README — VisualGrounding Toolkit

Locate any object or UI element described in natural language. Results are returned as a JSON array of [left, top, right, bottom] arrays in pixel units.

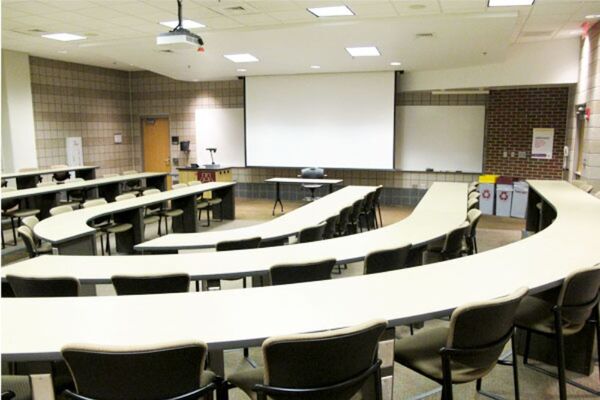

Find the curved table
[[3, 182, 466, 284], [1, 172, 167, 219], [32, 182, 236, 255], [135, 185, 375, 252], [1, 166, 97, 189], [3, 181, 599, 399]]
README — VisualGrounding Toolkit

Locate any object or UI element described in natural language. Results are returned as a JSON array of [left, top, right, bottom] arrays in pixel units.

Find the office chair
[[299, 167, 325, 201]]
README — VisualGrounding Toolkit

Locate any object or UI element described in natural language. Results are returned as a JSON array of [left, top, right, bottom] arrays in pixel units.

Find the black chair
[[1, 376, 29, 400], [347, 199, 364, 234], [515, 266, 600, 400], [425, 222, 470, 263], [359, 191, 376, 231], [299, 167, 325, 201], [228, 319, 387, 400], [395, 287, 528, 400], [6, 275, 79, 297], [210, 237, 262, 291], [463, 209, 482, 255], [112, 273, 190, 295], [372, 186, 384, 228], [364, 243, 411, 275], [336, 205, 353, 237], [297, 221, 327, 244], [322, 214, 339, 240], [62, 342, 225, 400], [270, 259, 336, 286], [1, 188, 40, 247], [51, 165, 71, 183]]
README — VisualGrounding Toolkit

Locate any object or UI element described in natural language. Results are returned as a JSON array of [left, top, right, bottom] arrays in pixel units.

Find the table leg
[[379, 327, 395, 400], [272, 182, 284, 215], [329, 183, 334, 194], [208, 349, 225, 377], [214, 185, 235, 220], [171, 194, 197, 232]]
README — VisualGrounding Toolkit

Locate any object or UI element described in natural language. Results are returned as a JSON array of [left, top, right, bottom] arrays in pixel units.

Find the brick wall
[[484, 87, 569, 179]]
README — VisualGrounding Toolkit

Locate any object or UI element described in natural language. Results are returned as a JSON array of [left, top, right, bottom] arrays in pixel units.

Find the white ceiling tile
[[74, 6, 124, 19], [269, 10, 317, 22], [531, 2, 581, 16], [346, 2, 398, 17], [440, 0, 487, 14], [3, 1, 61, 15], [391, 0, 442, 16], [201, 16, 244, 29], [230, 13, 281, 26], [244, 1, 300, 12]]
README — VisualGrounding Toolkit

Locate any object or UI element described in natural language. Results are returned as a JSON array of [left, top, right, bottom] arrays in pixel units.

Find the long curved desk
[[1, 172, 168, 219], [1, 166, 97, 189], [32, 182, 236, 255], [3, 181, 600, 399], [135, 185, 376, 252], [2, 182, 466, 284]]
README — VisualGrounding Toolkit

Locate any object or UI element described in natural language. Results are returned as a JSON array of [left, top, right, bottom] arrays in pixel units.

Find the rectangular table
[[2, 166, 97, 189], [265, 177, 343, 215]]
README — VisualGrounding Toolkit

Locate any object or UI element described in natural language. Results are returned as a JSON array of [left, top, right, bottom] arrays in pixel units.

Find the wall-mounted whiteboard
[[195, 108, 245, 167], [245, 72, 395, 169], [395, 105, 485, 172]]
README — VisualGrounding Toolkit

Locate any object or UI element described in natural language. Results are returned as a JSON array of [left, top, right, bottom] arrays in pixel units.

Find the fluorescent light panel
[[160, 19, 205, 29], [488, 0, 534, 6], [346, 46, 380, 57], [586, 14, 600, 19], [42, 33, 86, 41], [308, 5, 354, 17], [224, 53, 259, 63]]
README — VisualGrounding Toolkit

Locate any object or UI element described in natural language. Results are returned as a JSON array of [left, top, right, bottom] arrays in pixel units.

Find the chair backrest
[[62, 342, 208, 400], [1, 375, 31, 400], [581, 184, 594, 194], [172, 183, 188, 189], [442, 221, 470, 258], [556, 266, 600, 328], [466, 209, 482, 239], [362, 191, 375, 212], [349, 199, 363, 221], [188, 180, 201, 186], [37, 181, 56, 187], [21, 216, 39, 232], [373, 186, 383, 204], [572, 180, 593, 193], [16, 226, 37, 258], [1, 187, 19, 211], [7, 275, 79, 297], [467, 197, 479, 211], [112, 274, 190, 296], [83, 199, 107, 208], [115, 193, 136, 202], [143, 189, 161, 196], [270, 259, 335, 285], [322, 214, 339, 240], [446, 287, 527, 371], [468, 191, 480, 200], [298, 221, 327, 244], [50, 205, 74, 216], [216, 237, 261, 251], [364, 244, 411, 275], [260, 319, 387, 399], [300, 167, 324, 179], [595, 190, 600, 199], [336, 205, 353, 233]]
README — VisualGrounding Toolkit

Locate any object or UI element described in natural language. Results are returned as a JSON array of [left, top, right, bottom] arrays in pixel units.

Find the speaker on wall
[[180, 141, 190, 151]]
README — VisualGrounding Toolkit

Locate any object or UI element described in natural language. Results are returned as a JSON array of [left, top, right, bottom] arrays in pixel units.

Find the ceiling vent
[[210, 3, 258, 16], [416, 33, 434, 38], [10, 28, 48, 36]]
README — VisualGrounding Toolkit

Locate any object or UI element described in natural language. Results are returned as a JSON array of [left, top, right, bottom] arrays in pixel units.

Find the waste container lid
[[497, 176, 514, 184]]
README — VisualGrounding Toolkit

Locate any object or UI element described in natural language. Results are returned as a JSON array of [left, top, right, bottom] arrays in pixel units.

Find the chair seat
[[515, 295, 584, 336], [197, 201, 209, 209], [8, 209, 40, 218], [302, 184, 322, 189], [162, 209, 184, 218], [37, 242, 53, 254], [394, 326, 493, 383], [143, 215, 161, 225], [228, 366, 264, 400], [105, 223, 133, 234], [208, 198, 222, 206]]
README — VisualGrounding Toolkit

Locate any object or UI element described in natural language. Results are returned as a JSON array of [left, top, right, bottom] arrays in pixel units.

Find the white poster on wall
[[66, 137, 83, 166], [531, 128, 554, 160]]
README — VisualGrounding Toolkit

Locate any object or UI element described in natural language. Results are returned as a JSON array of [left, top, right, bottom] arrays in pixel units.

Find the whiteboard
[[245, 72, 395, 169], [195, 108, 245, 167], [395, 105, 485, 172]]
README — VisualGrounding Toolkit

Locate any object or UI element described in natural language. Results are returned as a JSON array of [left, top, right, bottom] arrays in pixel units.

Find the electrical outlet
[[503, 151, 508, 158], [511, 151, 516, 158], [518, 151, 526, 159]]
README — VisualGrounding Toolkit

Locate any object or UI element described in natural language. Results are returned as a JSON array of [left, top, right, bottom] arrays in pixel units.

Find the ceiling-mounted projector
[[157, 0, 204, 50]]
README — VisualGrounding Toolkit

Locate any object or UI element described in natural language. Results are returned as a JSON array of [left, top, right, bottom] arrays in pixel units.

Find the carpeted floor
[[2, 198, 598, 399]]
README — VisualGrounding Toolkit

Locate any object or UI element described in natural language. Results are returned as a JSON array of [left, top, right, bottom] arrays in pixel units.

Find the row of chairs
[[4, 266, 598, 400]]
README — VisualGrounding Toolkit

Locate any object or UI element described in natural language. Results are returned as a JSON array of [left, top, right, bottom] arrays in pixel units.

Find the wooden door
[[142, 118, 171, 188]]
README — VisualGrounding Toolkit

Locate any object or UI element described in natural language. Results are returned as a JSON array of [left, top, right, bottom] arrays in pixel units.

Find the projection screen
[[245, 72, 395, 169]]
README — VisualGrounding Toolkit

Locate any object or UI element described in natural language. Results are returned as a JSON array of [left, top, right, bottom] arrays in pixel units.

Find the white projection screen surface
[[245, 72, 395, 169]]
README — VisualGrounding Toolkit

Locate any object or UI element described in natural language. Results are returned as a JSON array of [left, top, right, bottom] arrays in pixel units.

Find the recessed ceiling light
[[42, 33, 86, 41], [159, 19, 205, 29], [346, 46, 380, 57], [585, 14, 600, 19], [237, 68, 247, 72], [224, 53, 259, 63], [488, 0, 534, 7], [307, 5, 354, 17], [310, 65, 321, 69], [390, 61, 402, 66]]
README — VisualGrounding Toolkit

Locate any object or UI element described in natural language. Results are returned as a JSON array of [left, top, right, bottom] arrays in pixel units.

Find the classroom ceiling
[[2, 0, 599, 81]]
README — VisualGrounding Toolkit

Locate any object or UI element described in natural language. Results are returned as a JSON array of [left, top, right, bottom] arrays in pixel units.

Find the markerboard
[[195, 108, 245, 167], [395, 105, 485, 172]]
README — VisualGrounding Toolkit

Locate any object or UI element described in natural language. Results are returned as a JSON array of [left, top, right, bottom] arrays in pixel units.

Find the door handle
[[164, 158, 171, 166]]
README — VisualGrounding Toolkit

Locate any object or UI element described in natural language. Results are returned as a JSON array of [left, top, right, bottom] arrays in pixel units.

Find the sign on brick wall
[[531, 128, 554, 160]]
